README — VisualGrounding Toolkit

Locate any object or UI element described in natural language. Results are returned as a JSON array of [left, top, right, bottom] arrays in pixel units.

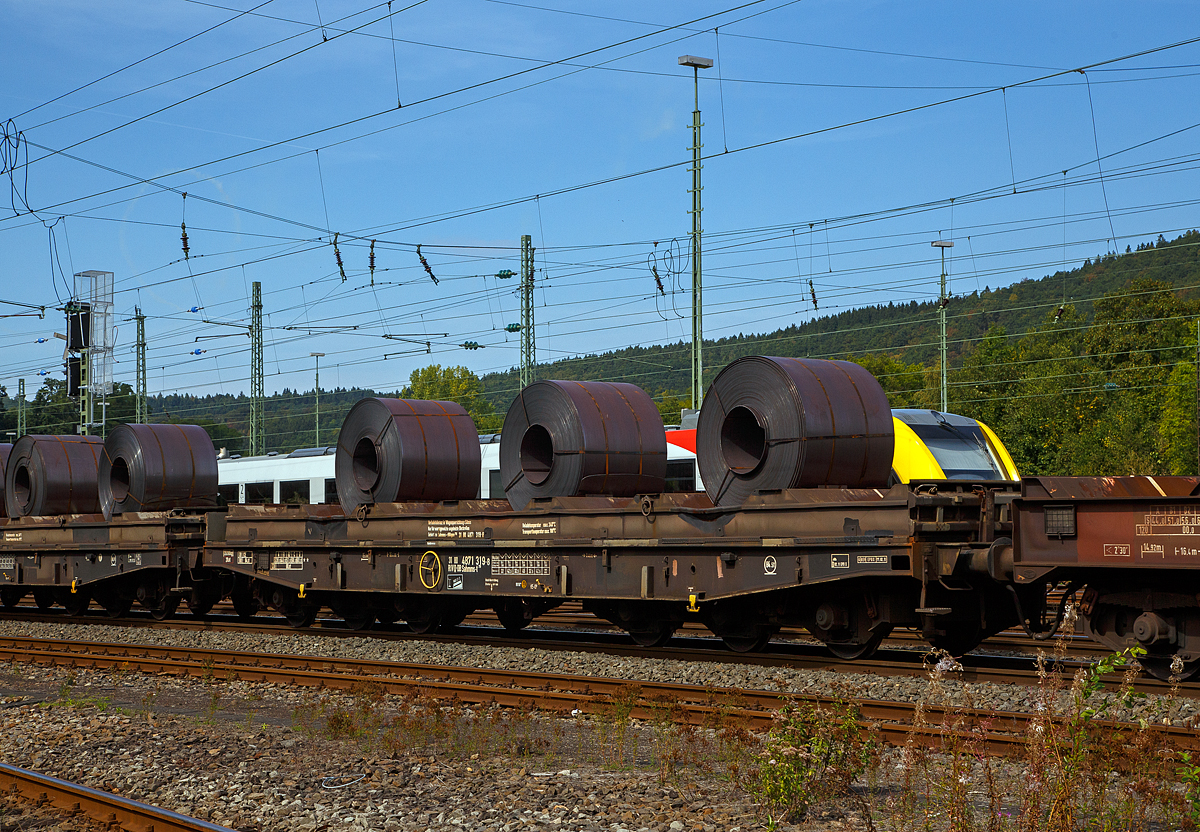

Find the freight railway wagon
[[0, 356, 1197, 681]]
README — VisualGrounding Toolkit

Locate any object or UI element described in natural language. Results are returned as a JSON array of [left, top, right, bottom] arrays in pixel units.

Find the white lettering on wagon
[[492, 554, 550, 576], [271, 551, 305, 571], [521, 520, 558, 536], [446, 554, 489, 574], [427, 519, 485, 539]]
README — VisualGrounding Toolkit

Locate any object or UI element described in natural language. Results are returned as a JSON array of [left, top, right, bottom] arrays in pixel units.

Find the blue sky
[[1, 0, 1198, 407]]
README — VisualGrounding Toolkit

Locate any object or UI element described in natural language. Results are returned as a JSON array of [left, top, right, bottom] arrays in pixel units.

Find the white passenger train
[[216, 432, 704, 505], [215, 410, 1017, 507]]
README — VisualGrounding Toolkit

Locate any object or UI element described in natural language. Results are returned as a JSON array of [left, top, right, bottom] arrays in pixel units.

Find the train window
[[908, 423, 1003, 480], [217, 484, 239, 506], [281, 480, 309, 505], [664, 460, 696, 493], [489, 469, 502, 500], [244, 481, 273, 504], [325, 478, 338, 505]]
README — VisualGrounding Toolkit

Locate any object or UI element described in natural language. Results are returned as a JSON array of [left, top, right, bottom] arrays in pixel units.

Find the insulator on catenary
[[500, 380, 666, 511], [417, 244, 439, 285], [99, 424, 218, 519], [5, 434, 105, 517], [334, 232, 346, 282], [695, 356, 894, 507], [0, 444, 11, 517], [335, 398, 480, 513]]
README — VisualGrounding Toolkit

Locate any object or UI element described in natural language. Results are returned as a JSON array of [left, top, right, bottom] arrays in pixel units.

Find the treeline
[[2, 232, 1199, 475]]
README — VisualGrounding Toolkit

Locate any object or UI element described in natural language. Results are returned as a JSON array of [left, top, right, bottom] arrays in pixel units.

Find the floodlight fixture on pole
[[310, 352, 325, 447], [679, 54, 713, 410], [932, 240, 954, 412]]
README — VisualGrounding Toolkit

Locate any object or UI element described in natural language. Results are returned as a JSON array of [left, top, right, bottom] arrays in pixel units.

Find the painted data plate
[[1079, 504, 1200, 565]]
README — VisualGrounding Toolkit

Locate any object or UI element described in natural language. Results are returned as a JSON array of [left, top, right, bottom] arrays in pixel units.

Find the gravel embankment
[[1, 662, 793, 832]]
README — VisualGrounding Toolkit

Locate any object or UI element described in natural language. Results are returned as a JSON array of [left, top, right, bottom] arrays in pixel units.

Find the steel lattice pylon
[[250, 282, 264, 455], [135, 307, 146, 424], [520, 235, 535, 388]]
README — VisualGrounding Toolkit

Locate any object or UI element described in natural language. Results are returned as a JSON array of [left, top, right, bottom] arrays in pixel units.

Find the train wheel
[[375, 608, 401, 625], [34, 589, 55, 610], [927, 626, 983, 657], [0, 587, 24, 609], [824, 633, 884, 661], [721, 629, 774, 653], [404, 599, 442, 634], [439, 606, 472, 632], [627, 623, 676, 647], [186, 589, 217, 618], [283, 604, 319, 628], [495, 601, 533, 633], [1143, 656, 1200, 682], [61, 592, 91, 617], [149, 597, 179, 621]]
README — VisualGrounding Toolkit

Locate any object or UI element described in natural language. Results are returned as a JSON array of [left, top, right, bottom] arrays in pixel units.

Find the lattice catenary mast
[[135, 306, 147, 424], [250, 281, 265, 455], [520, 234, 535, 387]]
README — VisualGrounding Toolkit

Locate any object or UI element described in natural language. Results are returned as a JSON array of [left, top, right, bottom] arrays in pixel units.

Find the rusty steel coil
[[335, 398, 481, 512], [500, 380, 667, 510], [98, 424, 218, 518], [4, 434, 105, 517], [696, 356, 894, 506], [0, 444, 10, 516]]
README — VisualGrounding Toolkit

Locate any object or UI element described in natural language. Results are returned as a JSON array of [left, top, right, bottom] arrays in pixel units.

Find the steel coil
[[98, 424, 218, 518], [696, 356, 894, 506], [335, 398, 481, 512], [4, 434, 105, 517], [0, 444, 10, 515], [500, 380, 667, 510]]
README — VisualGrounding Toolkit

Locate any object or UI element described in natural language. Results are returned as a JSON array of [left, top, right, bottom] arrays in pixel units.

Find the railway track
[[0, 761, 233, 832], [1, 605, 1188, 696], [2, 636, 1197, 759]]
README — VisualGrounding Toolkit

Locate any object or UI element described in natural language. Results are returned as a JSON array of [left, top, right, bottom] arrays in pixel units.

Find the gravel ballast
[[0, 619, 1195, 725]]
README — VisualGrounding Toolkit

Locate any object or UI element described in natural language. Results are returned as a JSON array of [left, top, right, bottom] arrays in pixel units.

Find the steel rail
[[0, 761, 233, 832], [2, 637, 1197, 758], [0, 607, 1187, 696]]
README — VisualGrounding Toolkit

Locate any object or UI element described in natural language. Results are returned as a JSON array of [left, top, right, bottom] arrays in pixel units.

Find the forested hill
[[479, 231, 1200, 410]]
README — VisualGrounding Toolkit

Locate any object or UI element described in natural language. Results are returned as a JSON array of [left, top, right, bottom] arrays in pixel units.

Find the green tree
[[655, 392, 691, 426], [951, 324, 1016, 429], [848, 353, 931, 408], [405, 365, 501, 432], [1157, 361, 1196, 475]]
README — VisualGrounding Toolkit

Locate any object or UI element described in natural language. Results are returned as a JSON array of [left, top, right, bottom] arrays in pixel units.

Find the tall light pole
[[932, 240, 954, 412], [310, 352, 325, 447], [679, 54, 713, 410]]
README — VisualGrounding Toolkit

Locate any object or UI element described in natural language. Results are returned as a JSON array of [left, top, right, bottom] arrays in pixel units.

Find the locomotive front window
[[908, 424, 1004, 480]]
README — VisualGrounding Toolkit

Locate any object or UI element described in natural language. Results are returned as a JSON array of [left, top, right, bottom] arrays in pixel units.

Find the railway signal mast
[[932, 240, 954, 412], [680, 55, 713, 410]]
